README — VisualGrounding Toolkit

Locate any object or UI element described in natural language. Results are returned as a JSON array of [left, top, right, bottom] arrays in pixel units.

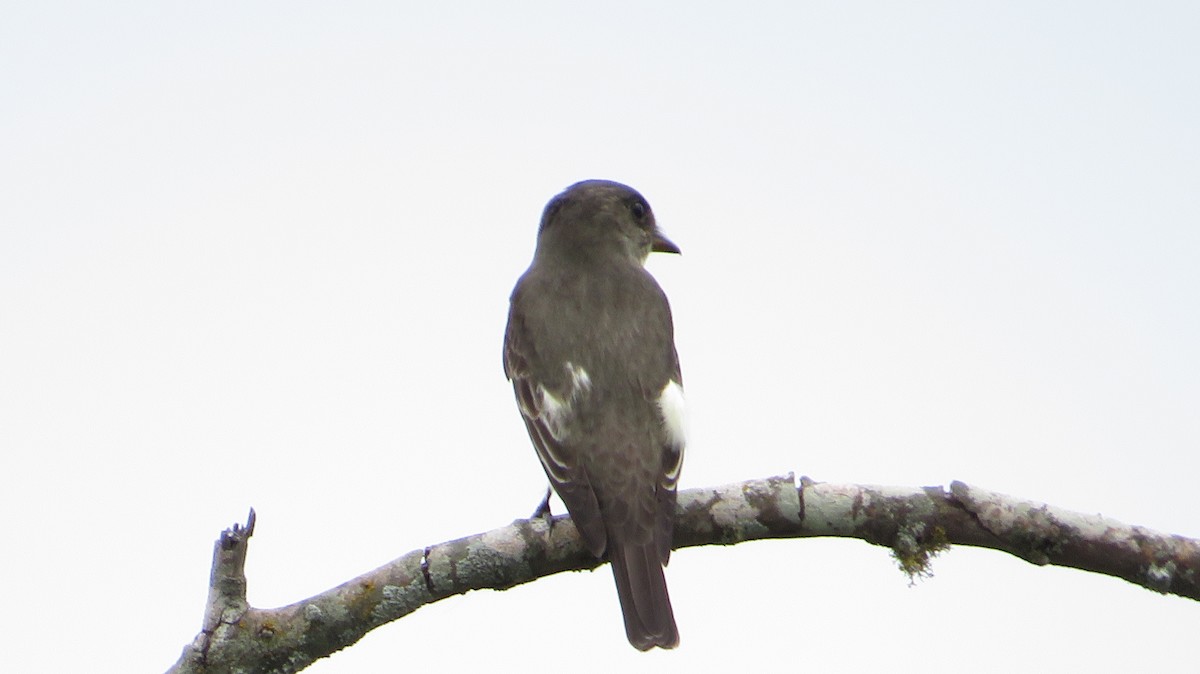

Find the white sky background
[[2, 2, 1198, 671]]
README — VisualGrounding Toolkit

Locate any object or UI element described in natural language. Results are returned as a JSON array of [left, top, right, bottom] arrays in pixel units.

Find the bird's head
[[536, 180, 680, 265]]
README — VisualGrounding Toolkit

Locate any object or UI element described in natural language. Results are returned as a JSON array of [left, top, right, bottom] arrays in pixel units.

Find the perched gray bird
[[504, 180, 685, 650]]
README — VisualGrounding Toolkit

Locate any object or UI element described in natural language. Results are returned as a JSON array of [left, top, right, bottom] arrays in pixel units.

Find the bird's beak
[[652, 229, 681, 255]]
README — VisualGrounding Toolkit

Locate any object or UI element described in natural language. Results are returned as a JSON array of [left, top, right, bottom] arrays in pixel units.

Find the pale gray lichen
[[373, 582, 424, 622], [892, 522, 950, 584], [461, 540, 531, 588], [1145, 560, 1177, 593]]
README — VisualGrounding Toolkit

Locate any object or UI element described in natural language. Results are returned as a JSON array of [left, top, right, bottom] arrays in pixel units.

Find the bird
[[503, 179, 685, 650]]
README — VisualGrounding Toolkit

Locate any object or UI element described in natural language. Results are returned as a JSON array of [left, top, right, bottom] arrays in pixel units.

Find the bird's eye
[[630, 201, 647, 219]]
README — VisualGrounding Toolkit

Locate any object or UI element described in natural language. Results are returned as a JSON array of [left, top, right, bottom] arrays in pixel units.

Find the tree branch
[[166, 474, 1199, 673]]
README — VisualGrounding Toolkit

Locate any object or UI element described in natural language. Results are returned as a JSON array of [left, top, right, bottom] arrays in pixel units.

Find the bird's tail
[[610, 538, 679, 650]]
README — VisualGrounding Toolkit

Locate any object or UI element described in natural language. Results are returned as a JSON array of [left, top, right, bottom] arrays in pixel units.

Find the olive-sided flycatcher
[[504, 180, 685, 650]]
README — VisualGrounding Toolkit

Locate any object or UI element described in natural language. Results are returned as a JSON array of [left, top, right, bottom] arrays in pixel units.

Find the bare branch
[[166, 474, 1199, 674]]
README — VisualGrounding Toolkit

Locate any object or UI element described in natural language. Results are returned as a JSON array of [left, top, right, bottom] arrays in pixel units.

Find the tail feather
[[610, 539, 679, 650]]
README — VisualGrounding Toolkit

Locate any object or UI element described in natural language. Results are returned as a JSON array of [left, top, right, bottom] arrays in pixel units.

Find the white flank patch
[[565, 361, 591, 394], [657, 380, 688, 449], [538, 364, 592, 443]]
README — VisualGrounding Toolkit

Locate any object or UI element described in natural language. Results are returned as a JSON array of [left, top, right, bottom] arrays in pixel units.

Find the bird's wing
[[504, 293, 607, 557]]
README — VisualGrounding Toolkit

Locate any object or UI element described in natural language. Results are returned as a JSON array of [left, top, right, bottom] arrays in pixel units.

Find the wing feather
[[504, 296, 607, 556]]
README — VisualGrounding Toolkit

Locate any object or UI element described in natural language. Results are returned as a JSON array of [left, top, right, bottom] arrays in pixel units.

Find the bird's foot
[[530, 486, 553, 520]]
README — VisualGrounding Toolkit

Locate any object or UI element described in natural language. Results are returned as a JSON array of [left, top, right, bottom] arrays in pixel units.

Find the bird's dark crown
[[539, 179, 651, 232], [535, 180, 678, 263]]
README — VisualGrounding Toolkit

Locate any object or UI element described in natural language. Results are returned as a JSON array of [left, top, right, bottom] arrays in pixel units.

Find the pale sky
[[2, 3, 1198, 672]]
